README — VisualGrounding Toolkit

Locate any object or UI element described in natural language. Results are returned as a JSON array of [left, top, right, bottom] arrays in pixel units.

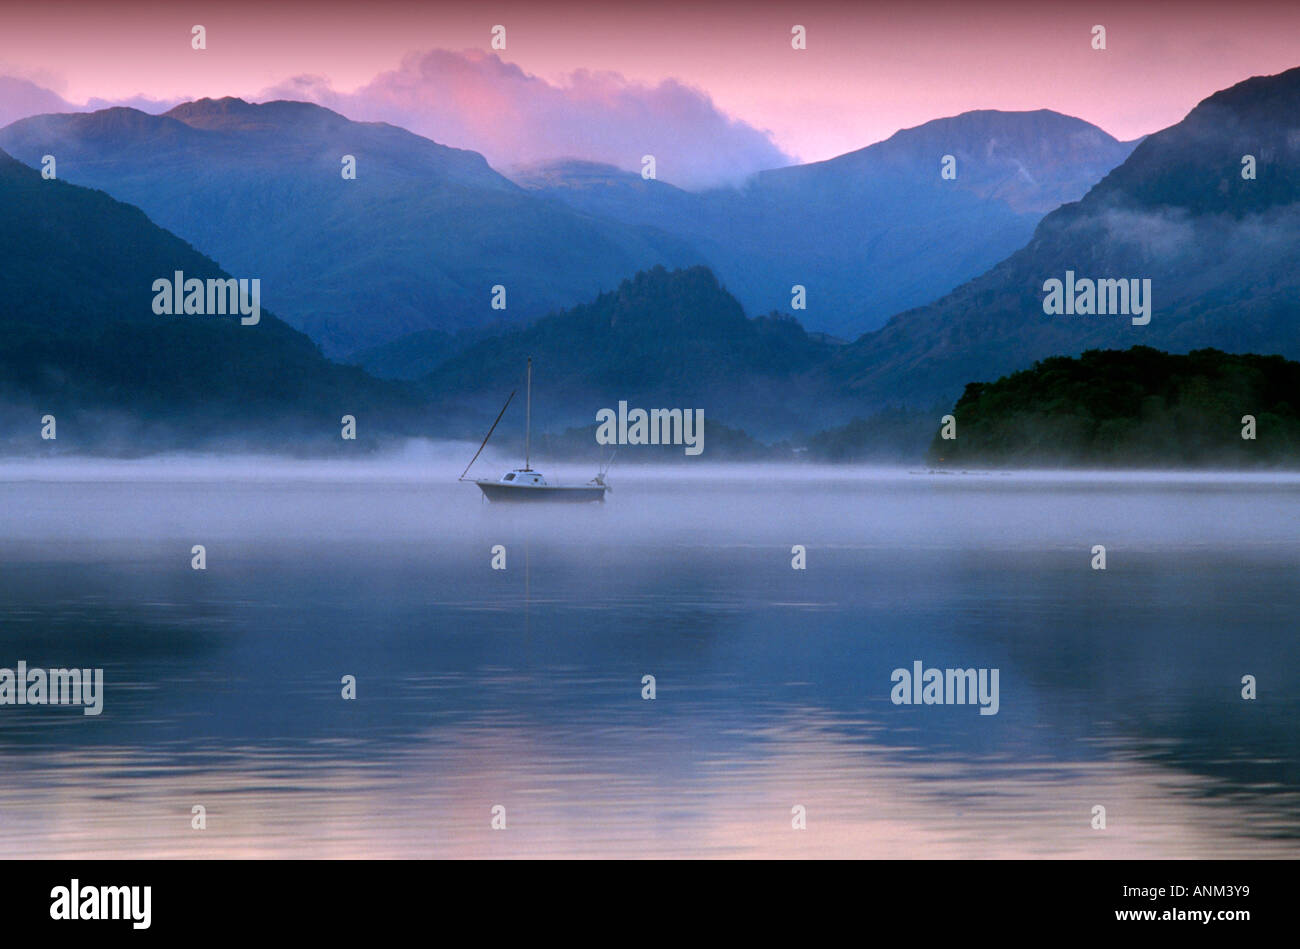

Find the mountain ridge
[[0, 145, 425, 449], [0, 99, 704, 356], [823, 65, 1300, 409], [514, 108, 1138, 336]]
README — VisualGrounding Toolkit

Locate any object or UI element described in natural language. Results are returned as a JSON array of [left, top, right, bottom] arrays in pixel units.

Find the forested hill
[[928, 347, 1300, 466]]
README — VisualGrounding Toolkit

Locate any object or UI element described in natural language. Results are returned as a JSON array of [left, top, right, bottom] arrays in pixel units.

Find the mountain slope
[[420, 265, 844, 439], [826, 66, 1300, 409], [512, 111, 1137, 337], [0, 147, 421, 448], [0, 98, 704, 356]]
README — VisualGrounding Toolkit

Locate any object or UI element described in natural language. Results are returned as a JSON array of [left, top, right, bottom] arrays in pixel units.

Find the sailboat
[[459, 357, 610, 503]]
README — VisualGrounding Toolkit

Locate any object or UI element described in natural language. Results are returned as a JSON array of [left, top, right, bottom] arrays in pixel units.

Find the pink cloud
[[0, 76, 77, 128], [257, 49, 792, 189], [0, 74, 187, 128]]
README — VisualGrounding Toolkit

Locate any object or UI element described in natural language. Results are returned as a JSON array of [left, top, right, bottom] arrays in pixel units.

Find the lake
[[1, 453, 1297, 857]]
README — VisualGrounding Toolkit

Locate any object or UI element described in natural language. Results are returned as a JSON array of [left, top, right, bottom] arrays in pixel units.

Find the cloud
[[85, 94, 186, 114], [1097, 207, 1198, 264], [0, 75, 184, 129], [1, 52, 791, 188], [0, 76, 77, 128], [257, 49, 791, 189]]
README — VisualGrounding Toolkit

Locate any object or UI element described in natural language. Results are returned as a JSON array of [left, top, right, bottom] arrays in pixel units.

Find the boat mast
[[524, 356, 532, 470], [458, 389, 516, 481]]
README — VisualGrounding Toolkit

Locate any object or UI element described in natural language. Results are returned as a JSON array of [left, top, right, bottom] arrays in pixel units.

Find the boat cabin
[[500, 469, 547, 486]]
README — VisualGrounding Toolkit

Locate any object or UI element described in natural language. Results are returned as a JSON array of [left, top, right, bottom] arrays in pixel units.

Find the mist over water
[[1, 449, 1297, 857]]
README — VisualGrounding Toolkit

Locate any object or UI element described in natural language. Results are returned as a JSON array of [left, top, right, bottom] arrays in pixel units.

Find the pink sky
[[1, 0, 1296, 166]]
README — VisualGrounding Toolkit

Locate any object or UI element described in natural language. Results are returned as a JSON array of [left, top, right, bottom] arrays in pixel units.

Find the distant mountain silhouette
[[8, 68, 1296, 454], [0, 97, 1135, 363], [347, 326, 502, 381], [825, 66, 1300, 409], [512, 110, 1137, 337], [420, 265, 845, 439], [0, 147, 421, 449], [0, 98, 703, 357]]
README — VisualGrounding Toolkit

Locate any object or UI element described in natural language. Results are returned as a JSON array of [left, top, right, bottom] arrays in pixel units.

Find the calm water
[[1, 454, 1298, 858]]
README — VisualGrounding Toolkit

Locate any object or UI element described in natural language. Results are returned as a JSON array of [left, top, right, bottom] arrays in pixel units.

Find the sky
[[1, 0, 1297, 186]]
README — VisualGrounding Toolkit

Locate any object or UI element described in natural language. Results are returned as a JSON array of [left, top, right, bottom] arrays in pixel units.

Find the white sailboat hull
[[474, 480, 607, 503]]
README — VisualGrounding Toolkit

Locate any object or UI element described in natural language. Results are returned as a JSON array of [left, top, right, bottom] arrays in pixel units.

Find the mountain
[[511, 110, 1137, 337], [420, 265, 844, 440], [2, 99, 1135, 359], [0, 98, 703, 357], [826, 66, 1300, 410], [0, 146, 423, 450], [347, 326, 501, 381]]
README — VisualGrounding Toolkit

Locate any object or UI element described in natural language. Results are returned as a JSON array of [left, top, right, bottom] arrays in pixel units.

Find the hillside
[[421, 265, 847, 439], [513, 110, 1137, 337], [827, 66, 1300, 410], [0, 99, 702, 356], [929, 347, 1300, 466], [0, 147, 422, 450]]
